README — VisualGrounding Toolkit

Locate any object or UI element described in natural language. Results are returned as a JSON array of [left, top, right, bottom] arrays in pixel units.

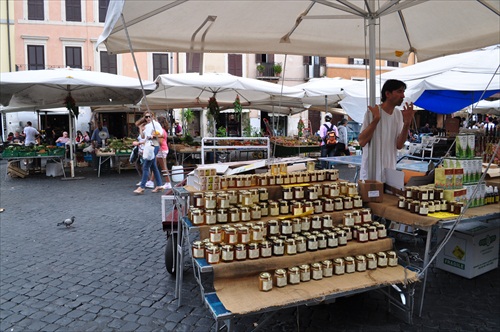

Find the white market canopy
[[340, 45, 500, 123], [145, 72, 305, 113], [98, 0, 500, 64], [469, 99, 500, 116]]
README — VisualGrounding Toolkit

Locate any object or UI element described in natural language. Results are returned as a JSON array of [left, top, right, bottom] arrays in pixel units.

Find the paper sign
[[368, 190, 380, 198]]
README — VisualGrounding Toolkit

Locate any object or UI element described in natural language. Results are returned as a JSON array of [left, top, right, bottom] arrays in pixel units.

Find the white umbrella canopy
[[144, 72, 305, 111], [469, 99, 500, 116], [0, 68, 156, 109], [98, 0, 500, 64], [296, 77, 358, 110], [340, 45, 500, 123]]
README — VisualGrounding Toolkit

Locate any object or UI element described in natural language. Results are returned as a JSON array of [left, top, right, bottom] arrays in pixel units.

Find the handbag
[[143, 140, 155, 160]]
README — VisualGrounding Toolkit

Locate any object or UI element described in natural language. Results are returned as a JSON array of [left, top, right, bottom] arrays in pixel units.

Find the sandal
[[152, 186, 164, 193], [133, 187, 145, 194]]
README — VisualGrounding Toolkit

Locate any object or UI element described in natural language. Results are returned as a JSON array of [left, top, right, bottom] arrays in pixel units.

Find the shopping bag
[[143, 140, 155, 160]]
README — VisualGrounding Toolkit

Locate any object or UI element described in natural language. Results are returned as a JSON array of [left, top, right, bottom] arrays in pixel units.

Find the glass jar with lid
[[281, 220, 293, 235], [274, 269, 287, 288], [344, 256, 355, 273], [205, 209, 217, 225], [209, 226, 223, 244], [398, 196, 406, 209], [322, 260, 333, 277], [279, 200, 289, 215], [251, 225, 263, 242], [311, 216, 322, 230], [258, 188, 268, 202], [376, 224, 387, 239], [294, 187, 305, 200], [304, 201, 314, 214], [292, 202, 303, 216], [216, 208, 228, 224], [224, 227, 238, 245], [342, 227, 353, 241], [311, 262, 323, 280], [368, 226, 378, 241], [285, 238, 297, 255], [355, 255, 367, 272], [237, 226, 251, 244], [234, 244, 247, 261], [307, 186, 318, 200], [267, 220, 279, 236], [205, 192, 217, 210], [273, 239, 285, 256], [221, 245, 234, 263], [324, 198, 334, 212], [282, 186, 293, 200], [333, 258, 345, 275], [291, 218, 302, 234], [322, 215, 333, 229], [327, 232, 338, 248], [301, 217, 311, 232], [192, 241, 205, 259], [357, 227, 368, 243], [191, 209, 205, 225], [339, 181, 349, 195], [353, 195, 363, 208], [250, 205, 262, 220], [295, 236, 307, 253], [259, 272, 273, 292], [361, 208, 372, 223], [269, 201, 279, 216], [377, 251, 388, 267], [229, 207, 240, 223], [329, 183, 340, 198], [343, 196, 353, 210], [347, 183, 358, 197], [217, 193, 230, 209], [366, 253, 377, 270], [387, 251, 398, 267], [313, 200, 323, 214], [247, 243, 260, 260], [260, 241, 272, 258], [299, 264, 311, 282], [240, 207, 251, 222], [427, 201, 435, 213], [317, 233, 327, 249], [206, 245, 220, 264], [193, 192, 205, 208], [249, 188, 260, 204], [317, 170, 326, 182], [337, 230, 348, 246], [334, 197, 344, 211], [307, 235, 318, 251], [343, 212, 354, 227], [288, 267, 301, 285]]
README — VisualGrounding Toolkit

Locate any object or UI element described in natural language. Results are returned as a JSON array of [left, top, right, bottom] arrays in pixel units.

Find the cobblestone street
[[0, 160, 499, 331]]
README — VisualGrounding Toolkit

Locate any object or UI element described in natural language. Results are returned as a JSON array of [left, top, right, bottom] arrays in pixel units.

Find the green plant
[[257, 64, 265, 74], [181, 108, 194, 137], [273, 63, 282, 75], [216, 126, 227, 137]]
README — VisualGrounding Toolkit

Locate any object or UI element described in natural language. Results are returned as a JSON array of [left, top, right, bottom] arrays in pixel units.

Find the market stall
[[2, 145, 66, 178]]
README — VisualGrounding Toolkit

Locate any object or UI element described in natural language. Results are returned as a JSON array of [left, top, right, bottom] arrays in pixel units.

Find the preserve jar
[[329, 183, 340, 198], [217, 208, 228, 224], [269, 201, 280, 216], [387, 251, 398, 267], [288, 267, 301, 285], [295, 236, 307, 253], [361, 208, 372, 223], [260, 241, 272, 258], [304, 201, 314, 214], [251, 205, 262, 220], [299, 264, 311, 282], [244, 175, 252, 187], [292, 218, 302, 234], [274, 269, 287, 288], [217, 193, 230, 209], [292, 202, 303, 216], [322, 260, 333, 277], [344, 256, 355, 273], [301, 217, 311, 232], [205, 209, 217, 225], [273, 239, 285, 256], [192, 241, 205, 259], [285, 238, 297, 255], [317, 233, 327, 249], [294, 187, 305, 200], [311, 216, 322, 230], [398, 196, 406, 208], [240, 207, 251, 222], [376, 224, 387, 239], [317, 170, 326, 182], [357, 227, 368, 243], [377, 251, 388, 267], [343, 212, 354, 227], [352, 210, 362, 225], [355, 255, 367, 272], [337, 230, 348, 246], [311, 262, 323, 280], [404, 186, 413, 199], [327, 232, 338, 248], [427, 201, 435, 213], [307, 186, 318, 200], [307, 235, 318, 251], [343, 196, 353, 210], [267, 220, 280, 236], [259, 272, 273, 292], [229, 207, 240, 223], [347, 183, 357, 197], [259, 188, 268, 202], [282, 187, 293, 200], [368, 226, 378, 241], [366, 253, 377, 270], [221, 245, 234, 262], [259, 202, 269, 217], [251, 225, 263, 242], [324, 198, 334, 212], [322, 215, 333, 229], [351, 225, 360, 240], [209, 226, 223, 244], [353, 195, 363, 208], [238, 226, 251, 244], [428, 188, 435, 200], [279, 200, 289, 215], [333, 258, 345, 275], [313, 200, 323, 214], [419, 202, 429, 216], [249, 188, 260, 204], [339, 181, 349, 195], [234, 244, 247, 261], [193, 192, 205, 208], [343, 227, 353, 241], [224, 227, 238, 245], [191, 209, 205, 226], [205, 192, 217, 210], [248, 242, 260, 260], [206, 245, 220, 264], [281, 220, 293, 235], [334, 197, 344, 211]]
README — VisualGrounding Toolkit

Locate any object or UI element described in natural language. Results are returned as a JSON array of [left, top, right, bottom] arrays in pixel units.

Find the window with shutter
[[99, 0, 110, 23], [153, 53, 169, 78], [228, 54, 242, 77], [100, 51, 117, 74], [66, 47, 82, 69], [66, 0, 82, 22], [28, 0, 44, 21], [27, 45, 45, 70]]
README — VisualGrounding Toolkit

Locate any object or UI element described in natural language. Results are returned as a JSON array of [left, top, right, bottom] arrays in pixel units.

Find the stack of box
[[192, 167, 220, 191]]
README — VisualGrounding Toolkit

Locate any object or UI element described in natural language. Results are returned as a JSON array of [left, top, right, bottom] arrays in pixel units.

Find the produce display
[[1, 144, 65, 157], [270, 136, 320, 147], [107, 138, 135, 154]]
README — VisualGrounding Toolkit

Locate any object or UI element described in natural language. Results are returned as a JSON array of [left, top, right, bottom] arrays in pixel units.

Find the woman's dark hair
[[157, 116, 170, 131], [381, 79, 406, 102]]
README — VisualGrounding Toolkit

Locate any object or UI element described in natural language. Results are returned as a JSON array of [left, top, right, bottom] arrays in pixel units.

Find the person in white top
[[359, 79, 416, 182], [334, 118, 350, 156], [23, 121, 39, 146]]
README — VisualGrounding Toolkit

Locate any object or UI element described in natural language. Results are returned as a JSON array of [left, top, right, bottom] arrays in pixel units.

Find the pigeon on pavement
[[57, 216, 75, 228]]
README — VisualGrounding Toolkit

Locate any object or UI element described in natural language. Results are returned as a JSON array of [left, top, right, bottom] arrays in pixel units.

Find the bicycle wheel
[[164, 232, 178, 275]]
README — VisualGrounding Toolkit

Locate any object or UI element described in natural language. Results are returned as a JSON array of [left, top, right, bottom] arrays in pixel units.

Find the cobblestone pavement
[[0, 160, 499, 332]]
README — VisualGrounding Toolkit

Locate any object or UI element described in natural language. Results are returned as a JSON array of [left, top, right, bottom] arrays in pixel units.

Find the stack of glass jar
[[258, 250, 399, 291], [398, 185, 464, 216]]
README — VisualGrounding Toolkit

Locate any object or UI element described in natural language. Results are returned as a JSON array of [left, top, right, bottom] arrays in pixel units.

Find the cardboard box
[[436, 221, 499, 279], [358, 180, 384, 203]]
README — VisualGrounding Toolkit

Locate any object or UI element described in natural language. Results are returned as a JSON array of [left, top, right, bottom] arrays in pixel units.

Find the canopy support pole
[[365, 2, 377, 180]]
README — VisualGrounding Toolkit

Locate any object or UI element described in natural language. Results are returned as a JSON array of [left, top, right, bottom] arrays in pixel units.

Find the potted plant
[[273, 63, 282, 76], [257, 64, 265, 76]]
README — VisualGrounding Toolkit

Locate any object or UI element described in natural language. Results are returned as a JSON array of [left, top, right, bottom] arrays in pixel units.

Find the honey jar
[[404, 187, 413, 199], [322, 260, 333, 277], [215, 208, 227, 224], [324, 198, 334, 212], [291, 218, 302, 234], [387, 251, 398, 267], [333, 258, 345, 275], [377, 251, 388, 267], [292, 202, 303, 216], [361, 208, 372, 223], [405, 199, 413, 211], [366, 253, 377, 270], [307, 235, 318, 251], [249, 188, 259, 204], [244, 175, 252, 187], [307, 186, 318, 200], [281, 220, 293, 235], [269, 201, 280, 216], [428, 188, 435, 200], [206, 245, 220, 264], [258, 188, 268, 202], [205, 209, 217, 225], [273, 239, 285, 256], [234, 244, 247, 261], [259, 272, 273, 292], [229, 207, 240, 223], [217, 193, 230, 209], [317, 233, 327, 249], [299, 264, 311, 282], [311, 262, 323, 280], [251, 225, 263, 242], [238, 226, 250, 244], [434, 188, 444, 200], [191, 209, 205, 226], [353, 195, 363, 208], [192, 241, 205, 259], [205, 192, 217, 210], [419, 188, 429, 201], [285, 238, 297, 255], [311, 216, 322, 230], [355, 255, 367, 272], [428, 201, 435, 213], [376, 224, 387, 238], [345, 256, 355, 273], [224, 227, 238, 245], [221, 245, 234, 262], [337, 230, 348, 246], [327, 232, 338, 248], [343, 196, 353, 210], [309, 171, 318, 182], [239, 190, 252, 206], [299, 217, 310, 232], [329, 183, 340, 198], [343, 227, 353, 241], [368, 226, 378, 241], [304, 201, 314, 214], [339, 181, 348, 195], [343, 212, 354, 227], [288, 267, 301, 285], [260, 241, 272, 258], [209, 226, 223, 244], [433, 200, 441, 212], [193, 192, 205, 208], [279, 200, 289, 215], [412, 201, 421, 214], [295, 236, 307, 253], [274, 269, 287, 288], [251, 205, 262, 220], [282, 187, 293, 200], [317, 170, 326, 182], [268, 220, 280, 236], [357, 227, 368, 243], [419, 202, 429, 216], [302, 172, 311, 183], [248, 242, 260, 260], [334, 197, 344, 211], [313, 200, 323, 214], [347, 183, 358, 197], [398, 196, 406, 208], [322, 215, 333, 229], [352, 210, 362, 225], [294, 187, 305, 200], [240, 207, 251, 222], [441, 199, 448, 212]]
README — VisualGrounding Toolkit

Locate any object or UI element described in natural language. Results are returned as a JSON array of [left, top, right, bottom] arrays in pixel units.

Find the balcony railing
[[257, 62, 280, 77], [15, 64, 92, 71]]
